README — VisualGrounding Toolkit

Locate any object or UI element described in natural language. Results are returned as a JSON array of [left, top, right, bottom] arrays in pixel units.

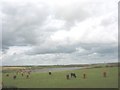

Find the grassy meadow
[[2, 65, 119, 88]]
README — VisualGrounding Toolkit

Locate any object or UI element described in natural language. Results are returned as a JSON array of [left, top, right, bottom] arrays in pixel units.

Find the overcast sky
[[0, 0, 119, 66]]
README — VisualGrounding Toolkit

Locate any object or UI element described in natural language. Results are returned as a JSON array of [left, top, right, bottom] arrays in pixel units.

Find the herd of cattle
[[2, 68, 117, 87], [4, 69, 108, 80], [66, 72, 107, 79], [5, 69, 31, 80]]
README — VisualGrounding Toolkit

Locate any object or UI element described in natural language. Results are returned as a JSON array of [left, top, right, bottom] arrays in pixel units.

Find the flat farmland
[[2, 66, 119, 88]]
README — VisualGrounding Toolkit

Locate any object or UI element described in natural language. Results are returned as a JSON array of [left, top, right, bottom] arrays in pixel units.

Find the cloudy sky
[[0, 0, 118, 66]]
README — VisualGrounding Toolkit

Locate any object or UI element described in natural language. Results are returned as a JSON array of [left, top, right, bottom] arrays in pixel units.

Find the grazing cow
[[13, 75, 17, 80], [103, 72, 107, 78], [21, 73, 24, 76], [70, 73, 73, 78], [73, 73, 77, 78], [26, 75, 29, 79], [83, 73, 86, 79], [66, 74, 70, 80], [71, 73, 77, 78], [6, 74, 9, 77], [49, 72, 52, 75]]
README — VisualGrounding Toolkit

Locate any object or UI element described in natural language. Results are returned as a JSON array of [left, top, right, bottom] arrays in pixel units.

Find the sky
[[0, 0, 119, 66]]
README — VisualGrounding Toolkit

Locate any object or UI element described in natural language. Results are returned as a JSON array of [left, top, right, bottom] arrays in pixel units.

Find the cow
[[26, 75, 29, 79], [83, 73, 86, 79], [6, 74, 9, 77], [71, 73, 77, 78], [73, 73, 77, 78], [103, 72, 107, 78], [21, 73, 24, 76], [66, 74, 70, 80], [49, 72, 52, 75], [13, 75, 17, 80]]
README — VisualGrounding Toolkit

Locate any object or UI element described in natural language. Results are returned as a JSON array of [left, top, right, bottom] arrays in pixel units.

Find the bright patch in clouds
[[1, 0, 118, 65], [51, 16, 117, 44]]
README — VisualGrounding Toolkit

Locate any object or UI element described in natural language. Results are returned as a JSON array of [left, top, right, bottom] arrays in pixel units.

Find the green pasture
[[2, 67, 118, 88]]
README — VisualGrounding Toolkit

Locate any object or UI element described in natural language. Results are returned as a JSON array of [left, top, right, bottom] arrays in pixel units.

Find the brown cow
[[83, 73, 86, 79], [21, 73, 24, 76], [6, 74, 9, 77], [26, 75, 29, 79], [103, 72, 107, 78], [66, 74, 70, 80]]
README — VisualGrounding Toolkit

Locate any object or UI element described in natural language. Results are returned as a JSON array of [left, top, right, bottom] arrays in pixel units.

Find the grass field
[[2, 67, 118, 88]]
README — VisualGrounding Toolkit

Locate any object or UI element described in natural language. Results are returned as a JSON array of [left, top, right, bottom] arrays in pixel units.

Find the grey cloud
[[26, 45, 76, 55], [2, 1, 51, 50], [26, 41, 118, 60], [1, 0, 118, 65], [70, 43, 118, 62], [54, 3, 91, 29], [101, 17, 117, 27], [2, 43, 118, 66], [81, 43, 118, 56]]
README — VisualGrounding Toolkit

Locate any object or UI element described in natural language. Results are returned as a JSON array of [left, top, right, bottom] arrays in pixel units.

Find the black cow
[[13, 75, 17, 80], [49, 72, 52, 75], [71, 73, 77, 78]]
